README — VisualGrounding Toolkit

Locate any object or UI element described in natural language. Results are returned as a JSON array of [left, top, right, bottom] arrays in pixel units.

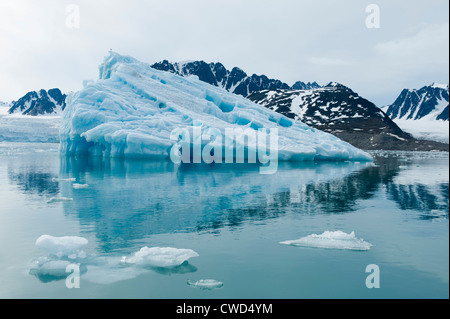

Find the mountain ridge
[[8, 88, 66, 116], [151, 60, 320, 97]]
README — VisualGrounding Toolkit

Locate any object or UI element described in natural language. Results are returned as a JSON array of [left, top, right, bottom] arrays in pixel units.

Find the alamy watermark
[[365, 264, 380, 289], [66, 4, 80, 29], [365, 4, 381, 29], [65, 263, 81, 289], [169, 126, 279, 174]]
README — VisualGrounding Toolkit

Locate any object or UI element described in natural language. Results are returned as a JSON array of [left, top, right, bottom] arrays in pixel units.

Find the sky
[[0, 0, 448, 106]]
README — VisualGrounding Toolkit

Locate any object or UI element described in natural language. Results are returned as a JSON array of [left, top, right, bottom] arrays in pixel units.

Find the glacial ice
[[35, 235, 88, 257], [187, 279, 224, 290], [122, 247, 199, 268], [60, 52, 372, 162], [30, 235, 89, 281], [29, 258, 73, 278], [280, 231, 372, 251], [0, 106, 61, 143]]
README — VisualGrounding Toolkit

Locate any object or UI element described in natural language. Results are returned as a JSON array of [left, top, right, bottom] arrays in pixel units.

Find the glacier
[[0, 105, 61, 143], [60, 52, 372, 162]]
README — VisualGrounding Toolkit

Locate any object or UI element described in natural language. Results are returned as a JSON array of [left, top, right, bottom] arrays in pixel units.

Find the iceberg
[[280, 231, 372, 251], [122, 247, 199, 268], [60, 52, 372, 162]]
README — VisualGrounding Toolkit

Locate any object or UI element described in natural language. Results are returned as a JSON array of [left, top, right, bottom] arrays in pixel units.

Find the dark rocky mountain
[[151, 60, 320, 97], [384, 83, 449, 121], [247, 82, 448, 151], [8, 88, 66, 116]]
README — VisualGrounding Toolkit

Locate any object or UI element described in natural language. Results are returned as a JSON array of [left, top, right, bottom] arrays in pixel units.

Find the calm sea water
[[0, 142, 448, 299]]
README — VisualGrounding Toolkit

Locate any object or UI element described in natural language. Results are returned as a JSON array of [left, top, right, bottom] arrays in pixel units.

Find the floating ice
[[61, 51, 372, 163], [35, 235, 88, 257], [47, 197, 73, 203], [280, 231, 372, 251], [72, 183, 89, 189], [29, 258, 72, 278], [122, 247, 199, 268], [187, 279, 224, 290]]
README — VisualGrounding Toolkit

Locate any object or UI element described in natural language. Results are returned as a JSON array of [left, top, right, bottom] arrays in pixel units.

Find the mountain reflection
[[7, 169, 59, 196]]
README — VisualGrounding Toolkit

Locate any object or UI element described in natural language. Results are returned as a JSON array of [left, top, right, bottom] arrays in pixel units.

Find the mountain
[[61, 51, 372, 163], [382, 83, 449, 143], [384, 83, 449, 121], [247, 82, 449, 151], [151, 60, 320, 97], [8, 88, 66, 116]]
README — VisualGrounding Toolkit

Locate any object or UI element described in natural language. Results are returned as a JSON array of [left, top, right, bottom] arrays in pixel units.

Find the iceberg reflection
[[58, 156, 371, 251]]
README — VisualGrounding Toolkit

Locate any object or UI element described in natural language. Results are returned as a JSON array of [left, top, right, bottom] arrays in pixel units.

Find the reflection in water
[[6, 152, 449, 252], [58, 156, 370, 251], [7, 169, 59, 196]]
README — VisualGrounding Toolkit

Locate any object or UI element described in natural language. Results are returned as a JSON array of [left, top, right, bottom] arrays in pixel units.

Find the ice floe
[[35, 235, 88, 257], [122, 247, 199, 268], [280, 231, 372, 251]]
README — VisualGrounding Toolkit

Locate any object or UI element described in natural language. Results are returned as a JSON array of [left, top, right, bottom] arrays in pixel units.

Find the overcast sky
[[0, 0, 448, 106]]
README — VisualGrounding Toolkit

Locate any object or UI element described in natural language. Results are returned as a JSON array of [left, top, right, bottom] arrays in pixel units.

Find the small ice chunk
[[122, 247, 199, 268], [187, 279, 224, 290], [29, 259, 72, 277], [52, 177, 76, 182], [35, 235, 88, 257], [280, 231, 372, 251], [72, 183, 89, 189], [47, 197, 73, 203]]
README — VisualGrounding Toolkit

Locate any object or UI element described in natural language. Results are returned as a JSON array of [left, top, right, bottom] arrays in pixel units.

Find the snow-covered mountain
[[151, 60, 320, 97], [8, 88, 66, 116], [382, 83, 449, 143], [384, 83, 449, 121], [247, 82, 448, 151]]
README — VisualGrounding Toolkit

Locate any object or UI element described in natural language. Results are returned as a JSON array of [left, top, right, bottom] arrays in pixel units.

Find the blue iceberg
[[60, 52, 372, 162]]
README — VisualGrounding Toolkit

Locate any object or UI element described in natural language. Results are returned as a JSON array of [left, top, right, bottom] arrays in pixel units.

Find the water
[[0, 142, 448, 299]]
